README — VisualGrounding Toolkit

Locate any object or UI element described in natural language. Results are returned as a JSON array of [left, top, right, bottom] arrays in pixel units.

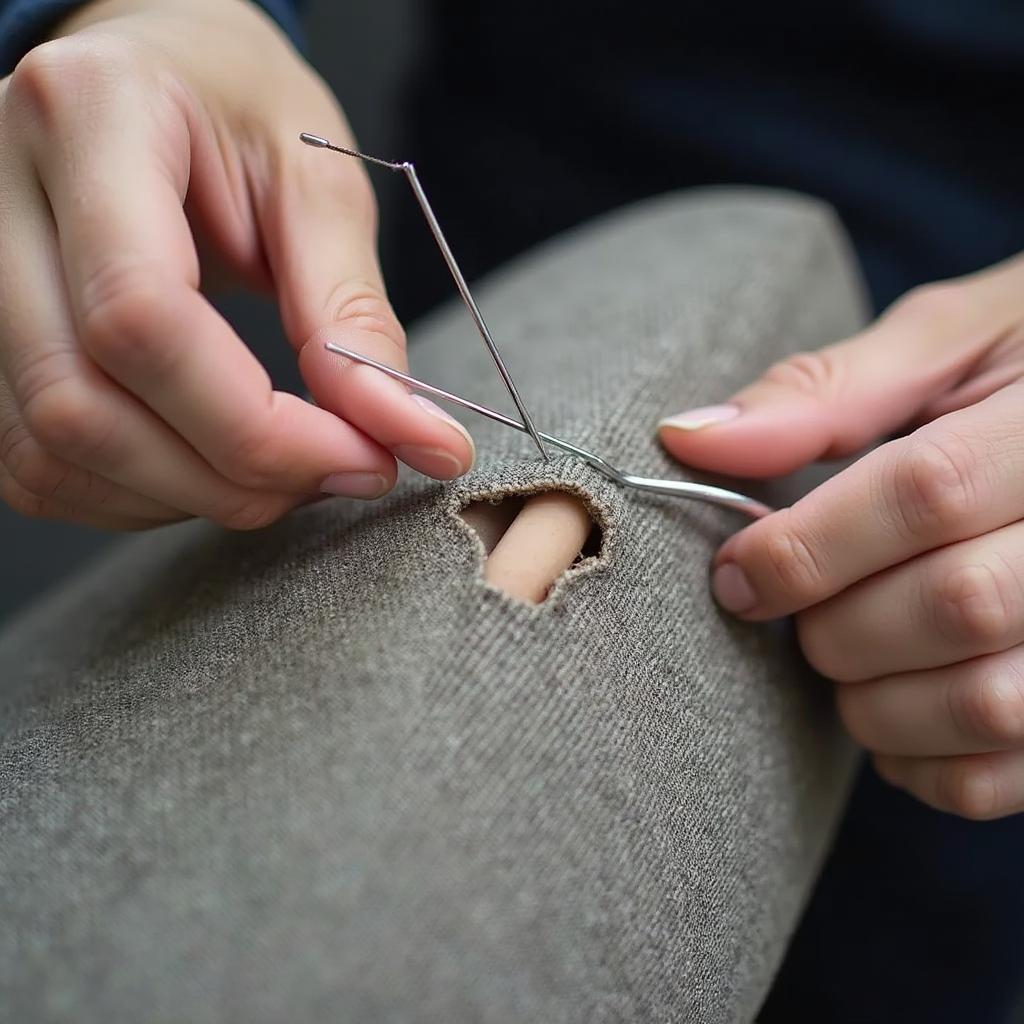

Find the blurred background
[[0, 0, 418, 625]]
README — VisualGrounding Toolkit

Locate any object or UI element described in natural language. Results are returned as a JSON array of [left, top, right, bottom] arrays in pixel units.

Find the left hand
[[0, 0, 475, 533], [657, 254, 1024, 819]]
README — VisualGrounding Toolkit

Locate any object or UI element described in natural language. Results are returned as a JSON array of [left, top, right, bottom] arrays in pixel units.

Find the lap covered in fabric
[[0, 188, 866, 1023]]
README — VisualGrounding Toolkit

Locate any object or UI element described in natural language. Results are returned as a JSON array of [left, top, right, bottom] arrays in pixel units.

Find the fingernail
[[320, 472, 390, 499], [659, 404, 740, 432], [712, 562, 757, 614], [412, 394, 476, 450], [393, 444, 469, 480]]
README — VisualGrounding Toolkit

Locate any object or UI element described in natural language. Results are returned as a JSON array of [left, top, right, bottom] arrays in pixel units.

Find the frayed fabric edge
[[441, 460, 622, 611]]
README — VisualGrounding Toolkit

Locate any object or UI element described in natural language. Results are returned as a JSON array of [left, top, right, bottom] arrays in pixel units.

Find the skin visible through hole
[[459, 497, 523, 555], [472, 491, 596, 604]]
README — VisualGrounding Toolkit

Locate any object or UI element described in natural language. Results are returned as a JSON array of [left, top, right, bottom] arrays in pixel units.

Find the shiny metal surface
[[300, 132, 549, 461], [325, 342, 773, 520]]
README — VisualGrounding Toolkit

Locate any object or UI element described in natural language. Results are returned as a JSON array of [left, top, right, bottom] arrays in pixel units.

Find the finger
[[874, 749, 1024, 821], [0, 379, 185, 524], [482, 491, 595, 604], [0, 148, 300, 530], [795, 518, 1024, 682], [262, 126, 475, 479], [836, 646, 1024, 757], [14, 45, 397, 498], [710, 377, 1024, 620], [658, 274, 1024, 478], [0, 462, 161, 531]]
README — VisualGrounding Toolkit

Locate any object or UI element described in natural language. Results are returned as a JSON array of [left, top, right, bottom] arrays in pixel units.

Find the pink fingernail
[[712, 562, 757, 614], [412, 394, 474, 440], [659, 404, 740, 432], [393, 444, 469, 480], [320, 472, 390, 499]]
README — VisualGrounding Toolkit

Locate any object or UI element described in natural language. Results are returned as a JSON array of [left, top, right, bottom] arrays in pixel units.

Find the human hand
[[0, 0, 474, 530], [658, 256, 1024, 819]]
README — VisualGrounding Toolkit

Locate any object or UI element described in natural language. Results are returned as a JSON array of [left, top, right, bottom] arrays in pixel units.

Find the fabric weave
[[0, 188, 866, 1023]]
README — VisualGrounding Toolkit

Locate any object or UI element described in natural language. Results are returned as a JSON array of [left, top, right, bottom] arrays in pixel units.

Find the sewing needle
[[324, 341, 773, 520], [299, 131, 549, 461]]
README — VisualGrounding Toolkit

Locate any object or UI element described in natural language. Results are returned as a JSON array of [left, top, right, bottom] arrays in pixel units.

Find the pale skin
[[466, 491, 595, 605], [0, 0, 474, 531], [3, 0, 1024, 818], [659, 257, 1024, 820]]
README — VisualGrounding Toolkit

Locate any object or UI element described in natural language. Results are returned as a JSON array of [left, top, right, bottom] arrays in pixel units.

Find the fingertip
[[712, 532, 742, 567], [404, 394, 476, 478], [657, 404, 741, 432], [303, 345, 476, 481], [393, 444, 470, 480], [657, 412, 829, 479], [320, 471, 393, 499], [710, 560, 759, 615]]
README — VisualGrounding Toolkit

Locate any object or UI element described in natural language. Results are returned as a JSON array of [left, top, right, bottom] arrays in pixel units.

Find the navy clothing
[[2, 1, 1023, 1020], [760, 766, 1024, 1022], [388, 2, 1024, 319]]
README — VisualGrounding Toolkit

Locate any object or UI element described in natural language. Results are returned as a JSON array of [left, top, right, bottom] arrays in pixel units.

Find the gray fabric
[[0, 188, 867, 1023]]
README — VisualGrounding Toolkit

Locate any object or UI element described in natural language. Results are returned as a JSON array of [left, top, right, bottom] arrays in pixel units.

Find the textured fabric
[[0, 0, 306, 73], [0, 188, 866, 1023], [395, 7, 1024, 1019]]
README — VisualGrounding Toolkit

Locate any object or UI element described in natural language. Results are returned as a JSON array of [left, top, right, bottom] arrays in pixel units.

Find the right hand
[[0, 0, 475, 531]]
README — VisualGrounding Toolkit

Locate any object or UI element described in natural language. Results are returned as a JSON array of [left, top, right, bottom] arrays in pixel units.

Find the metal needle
[[299, 132, 549, 461], [324, 341, 773, 520]]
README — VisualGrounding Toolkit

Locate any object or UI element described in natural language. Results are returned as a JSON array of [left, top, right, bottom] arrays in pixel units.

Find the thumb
[[257, 130, 476, 481], [657, 284, 1001, 479]]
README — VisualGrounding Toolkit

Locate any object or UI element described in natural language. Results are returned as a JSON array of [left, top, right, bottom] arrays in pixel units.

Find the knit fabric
[[0, 188, 866, 1023]]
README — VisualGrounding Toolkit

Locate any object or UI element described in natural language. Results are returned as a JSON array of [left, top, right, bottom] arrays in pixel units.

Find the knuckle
[[761, 349, 843, 398], [7, 346, 76, 412], [7, 38, 125, 124], [6, 443, 55, 496], [215, 495, 289, 532], [934, 562, 1018, 649], [759, 512, 828, 604], [0, 415, 32, 476], [1, 403, 79, 500], [80, 266, 175, 374], [951, 664, 1024, 746], [889, 436, 978, 540], [0, 474, 47, 520], [22, 376, 116, 461], [936, 760, 1001, 820], [326, 284, 405, 354], [7, 42, 73, 116]]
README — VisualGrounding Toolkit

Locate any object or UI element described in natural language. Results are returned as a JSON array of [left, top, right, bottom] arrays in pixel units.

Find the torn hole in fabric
[[451, 482, 614, 605]]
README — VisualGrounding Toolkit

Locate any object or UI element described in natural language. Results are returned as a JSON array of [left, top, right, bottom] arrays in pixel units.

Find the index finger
[[712, 379, 1024, 619], [264, 126, 476, 481], [16, 42, 397, 495]]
